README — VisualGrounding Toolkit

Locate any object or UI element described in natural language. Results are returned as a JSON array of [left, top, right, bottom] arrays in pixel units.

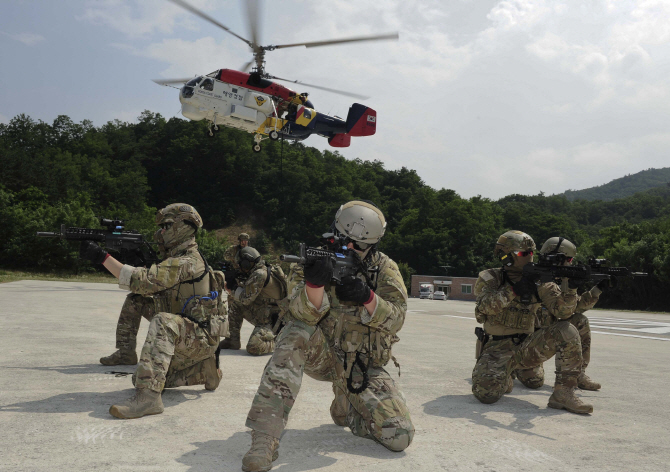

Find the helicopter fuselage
[[178, 69, 376, 150]]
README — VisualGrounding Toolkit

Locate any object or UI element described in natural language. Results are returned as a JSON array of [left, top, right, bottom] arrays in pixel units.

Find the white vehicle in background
[[419, 283, 434, 299], [433, 290, 447, 301]]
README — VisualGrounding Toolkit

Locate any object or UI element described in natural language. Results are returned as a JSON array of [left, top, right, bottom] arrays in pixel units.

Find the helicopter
[[153, 0, 398, 152]]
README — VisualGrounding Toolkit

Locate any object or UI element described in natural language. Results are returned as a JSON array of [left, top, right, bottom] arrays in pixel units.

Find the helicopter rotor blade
[[269, 75, 370, 100], [243, 0, 261, 47], [271, 32, 399, 50], [167, 0, 253, 47], [239, 59, 255, 72], [152, 77, 193, 85]]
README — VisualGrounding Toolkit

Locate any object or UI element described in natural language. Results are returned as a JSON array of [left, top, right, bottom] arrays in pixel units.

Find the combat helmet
[[333, 201, 386, 249], [155, 203, 203, 249], [237, 246, 261, 272], [540, 237, 577, 259], [494, 230, 536, 256], [238, 233, 250, 242]]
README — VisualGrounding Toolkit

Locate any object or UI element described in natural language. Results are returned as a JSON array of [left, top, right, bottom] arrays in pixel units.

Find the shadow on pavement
[[423, 393, 563, 440], [177, 424, 404, 471], [0, 364, 135, 376], [0, 388, 212, 420]]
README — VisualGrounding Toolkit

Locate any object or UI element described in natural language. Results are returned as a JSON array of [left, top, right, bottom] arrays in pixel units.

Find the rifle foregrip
[[280, 255, 305, 264]]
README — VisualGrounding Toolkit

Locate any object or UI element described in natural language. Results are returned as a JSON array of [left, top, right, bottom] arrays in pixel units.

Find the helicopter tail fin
[[346, 104, 376, 137]]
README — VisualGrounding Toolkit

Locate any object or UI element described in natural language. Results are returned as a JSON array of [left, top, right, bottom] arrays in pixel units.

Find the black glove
[[79, 240, 108, 265], [335, 276, 372, 304], [303, 256, 334, 287], [224, 270, 238, 291], [568, 277, 582, 290], [512, 276, 536, 299]]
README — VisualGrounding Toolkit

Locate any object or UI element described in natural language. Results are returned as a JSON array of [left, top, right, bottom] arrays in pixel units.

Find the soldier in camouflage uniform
[[79, 204, 229, 419], [219, 246, 288, 356], [472, 230, 594, 415], [514, 237, 603, 391], [99, 229, 167, 366], [242, 201, 414, 472], [224, 233, 250, 270]]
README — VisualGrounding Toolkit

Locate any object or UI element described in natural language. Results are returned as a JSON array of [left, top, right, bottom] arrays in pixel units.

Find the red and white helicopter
[[154, 0, 397, 152]]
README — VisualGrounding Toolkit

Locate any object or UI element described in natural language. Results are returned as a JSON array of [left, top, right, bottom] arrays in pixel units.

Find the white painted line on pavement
[[592, 331, 670, 341], [442, 315, 474, 320]]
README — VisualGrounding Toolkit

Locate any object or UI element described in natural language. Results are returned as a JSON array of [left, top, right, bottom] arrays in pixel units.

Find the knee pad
[[379, 416, 414, 452], [555, 321, 580, 344], [472, 376, 505, 404]]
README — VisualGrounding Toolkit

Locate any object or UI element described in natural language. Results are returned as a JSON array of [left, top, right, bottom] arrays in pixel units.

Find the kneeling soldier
[[219, 246, 288, 355], [472, 230, 593, 414], [80, 203, 228, 419], [242, 201, 414, 471], [514, 237, 604, 391]]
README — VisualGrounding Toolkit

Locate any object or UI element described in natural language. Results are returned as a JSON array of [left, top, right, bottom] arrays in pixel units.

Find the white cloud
[[75, 0, 670, 199], [1, 31, 45, 46], [78, 0, 220, 38]]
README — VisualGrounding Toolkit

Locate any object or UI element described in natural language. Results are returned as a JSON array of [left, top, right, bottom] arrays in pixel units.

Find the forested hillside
[[562, 167, 670, 201], [1, 112, 668, 310]]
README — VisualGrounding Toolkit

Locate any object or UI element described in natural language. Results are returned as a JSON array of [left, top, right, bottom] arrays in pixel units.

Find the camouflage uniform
[[224, 244, 243, 271], [120, 236, 228, 392], [226, 261, 287, 356], [472, 267, 584, 404], [112, 294, 155, 355], [246, 251, 414, 452], [518, 286, 602, 387]]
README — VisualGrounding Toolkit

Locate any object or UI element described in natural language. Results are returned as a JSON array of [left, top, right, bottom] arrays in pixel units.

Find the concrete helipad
[[0, 280, 668, 471]]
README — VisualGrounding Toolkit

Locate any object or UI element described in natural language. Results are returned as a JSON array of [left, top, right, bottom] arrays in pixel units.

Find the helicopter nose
[[181, 103, 207, 121]]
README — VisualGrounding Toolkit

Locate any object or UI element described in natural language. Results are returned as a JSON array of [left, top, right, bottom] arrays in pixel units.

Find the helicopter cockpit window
[[200, 78, 214, 91], [186, 77, 203, 87]]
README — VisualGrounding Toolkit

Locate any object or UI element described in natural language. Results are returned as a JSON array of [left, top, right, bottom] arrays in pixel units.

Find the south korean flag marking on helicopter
[[367, 115, 376, 123]]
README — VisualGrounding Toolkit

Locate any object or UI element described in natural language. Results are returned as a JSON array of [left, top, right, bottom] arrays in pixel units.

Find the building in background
[[410, 275, 477, 301]]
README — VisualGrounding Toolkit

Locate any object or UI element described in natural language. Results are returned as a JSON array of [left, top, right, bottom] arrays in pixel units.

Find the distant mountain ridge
[[561, 167, 670, 201]]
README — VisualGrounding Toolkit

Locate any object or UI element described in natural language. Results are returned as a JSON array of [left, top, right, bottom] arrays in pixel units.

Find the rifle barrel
[[36, 232, 58, 237], [280, 255, 304, 264]]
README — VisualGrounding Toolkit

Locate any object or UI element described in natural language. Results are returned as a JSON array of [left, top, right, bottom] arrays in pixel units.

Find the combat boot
[[219, 336, 241, 350], [109, 388, 164, 419], [505, 376, 514, 394], [242, 430, 279, 472], [548, 384, 593, 415], [204, 357, 223, 391], [577, 373, 601, 391], [330, 387, 348, 427], [100, 349, 137, 366]]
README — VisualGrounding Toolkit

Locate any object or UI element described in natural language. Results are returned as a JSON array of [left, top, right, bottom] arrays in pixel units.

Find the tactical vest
[[153, 252, 229, 338], [477, 268, 540, 335]]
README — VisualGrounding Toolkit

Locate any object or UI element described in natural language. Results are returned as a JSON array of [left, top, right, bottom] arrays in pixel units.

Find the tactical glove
[[335, 276, 373, 304], [225, 271, 238, 291], [568, 277, 582, 290], [79, 240, 108, 265], [512, 276, 536, 299], [303, 256, 334, 287]]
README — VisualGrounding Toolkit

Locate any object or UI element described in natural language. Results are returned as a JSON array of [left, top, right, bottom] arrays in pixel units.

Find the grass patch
[[0, 269, 117, 285]]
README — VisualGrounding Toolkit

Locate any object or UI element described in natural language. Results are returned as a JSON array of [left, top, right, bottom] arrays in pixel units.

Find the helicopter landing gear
[[269, 130, 279, 140], [252, 133, 264, 153], [207, 122, 219, 137]]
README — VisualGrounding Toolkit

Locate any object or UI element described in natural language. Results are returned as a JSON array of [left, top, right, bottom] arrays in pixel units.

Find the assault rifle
[[37, 218, 160, 267], [523, 254, 647, 288], [280, 233, 362, 284]]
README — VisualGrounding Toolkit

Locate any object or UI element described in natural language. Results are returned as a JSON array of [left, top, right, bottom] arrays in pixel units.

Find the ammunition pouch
[[495, 305, 535, 331], [474, 307, 487, 324], [335, 313, 398, 369]]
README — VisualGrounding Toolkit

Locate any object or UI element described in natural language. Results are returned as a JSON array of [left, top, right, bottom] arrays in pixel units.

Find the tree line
[[1, 112, 668, 310]]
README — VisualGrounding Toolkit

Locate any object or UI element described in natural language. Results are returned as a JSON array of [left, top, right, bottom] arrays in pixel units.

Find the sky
[[2, 0, 669, 200]]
